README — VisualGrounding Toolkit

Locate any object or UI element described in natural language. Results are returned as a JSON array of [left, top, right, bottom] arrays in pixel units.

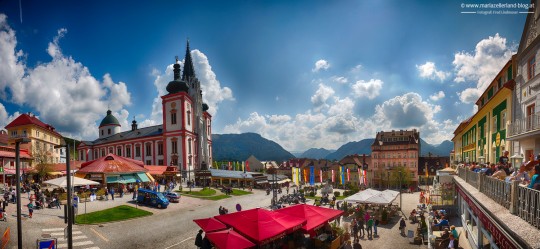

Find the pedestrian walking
[[351, 219, 359, 241], [105, 187, 109, 201], [27, 201, 33, 218], [110, 188, 115, 201], [399, 218, 406, 236], [366, 217, 373, 238], [194, 229, 203, 249], [357, 217, 365, 238]]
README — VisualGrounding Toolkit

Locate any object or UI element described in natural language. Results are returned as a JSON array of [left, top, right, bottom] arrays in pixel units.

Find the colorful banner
[[331, 169, 335, 182], [228, 161, 232, 170], [347, 168, 350, 181], [340, 166, 345, 185], [242, 161, 245, 172], [291, 168, 298, 186], [309, 166, 315, 186], [339, 166, 342, 184], [246, 161, 250, 172], [319, 169, 323, 182], [358, 168, 362, 184], [303, 168, 308, 183]]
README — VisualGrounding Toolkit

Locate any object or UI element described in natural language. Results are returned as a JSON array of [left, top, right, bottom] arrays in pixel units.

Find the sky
[[0, 1, 530, 152]]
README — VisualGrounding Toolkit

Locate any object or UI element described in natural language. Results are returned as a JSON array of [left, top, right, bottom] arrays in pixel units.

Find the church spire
[[182, 39, 196, 81]]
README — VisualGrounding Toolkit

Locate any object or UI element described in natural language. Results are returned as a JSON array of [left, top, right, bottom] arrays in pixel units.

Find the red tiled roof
[[78, 154, 147, 174], [5, 114, 62, 137], [144, 165, 179, 175], [0, 148, 32, 159], [48, 162, 83, 172]]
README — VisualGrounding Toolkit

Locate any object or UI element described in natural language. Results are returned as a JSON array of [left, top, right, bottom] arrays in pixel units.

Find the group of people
[[465, 150, 540, 190], [350, 213, 378, 241], [218, 206, 229, 215]]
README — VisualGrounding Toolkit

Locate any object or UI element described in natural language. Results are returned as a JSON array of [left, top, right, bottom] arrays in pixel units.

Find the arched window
[[170, 109, 177, 125], [188, 138, 192, 154]]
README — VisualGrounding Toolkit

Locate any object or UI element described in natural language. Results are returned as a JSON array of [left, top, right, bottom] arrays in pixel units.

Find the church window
[[158, 159, 164, 165], [188, 138, 192, 154], [146, 160, 152, 165], [94, 150, 98, 159], [109, 147, 113, 154], [117, 147, 122, 156], [101, 149, 105, 157], [157, 142, 163, 155], [101, 130, 104, 136], [187, 110, 191, 125], [172, 140, 178, 154], [145, 143, 152, 156], [135, 145, 141, 157], [171, 110, 177, 125]]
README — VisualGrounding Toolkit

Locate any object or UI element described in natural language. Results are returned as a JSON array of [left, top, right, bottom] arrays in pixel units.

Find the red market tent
[[193, 217, 228, 232], [214, 208, 306, 245], [274, 204, 344, 233], [206, 229, 255, 249]]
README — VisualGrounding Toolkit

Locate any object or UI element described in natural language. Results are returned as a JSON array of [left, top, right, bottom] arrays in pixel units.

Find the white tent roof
[[344, 188, 400, 205], [43, 176, 100, 188]]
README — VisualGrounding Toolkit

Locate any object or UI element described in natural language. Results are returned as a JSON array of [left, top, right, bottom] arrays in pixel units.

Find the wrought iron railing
[[516, 185, 540, 229], [479, 174, 511, 209], [507, 113, 540, 137]]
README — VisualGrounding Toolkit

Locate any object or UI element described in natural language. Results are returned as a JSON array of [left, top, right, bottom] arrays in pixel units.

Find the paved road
[[2, 188, 431, 249]]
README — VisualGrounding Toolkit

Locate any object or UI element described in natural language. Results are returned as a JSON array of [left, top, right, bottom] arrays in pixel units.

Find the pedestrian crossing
[[41, 227, 100, 249]]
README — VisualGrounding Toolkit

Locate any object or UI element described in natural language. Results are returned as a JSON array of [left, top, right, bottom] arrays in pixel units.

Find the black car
[[162, 192, 180, 203]]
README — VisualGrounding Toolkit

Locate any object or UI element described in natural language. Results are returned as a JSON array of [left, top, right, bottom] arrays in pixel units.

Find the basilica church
[[77, 41, 213, 175]]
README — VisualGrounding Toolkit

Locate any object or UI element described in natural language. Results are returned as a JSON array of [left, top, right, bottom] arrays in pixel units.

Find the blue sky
[[0, 1, 529, 152]]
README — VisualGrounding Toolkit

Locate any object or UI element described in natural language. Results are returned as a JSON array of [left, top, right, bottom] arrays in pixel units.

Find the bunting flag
[[358, 168, 362, 184], [319, 169, 323, 182], [246, 161, 250, 172], [228, 161, 232, 170], [298, 167, 302, 184], [291, 167, 298, 186], [332, 169, 335, 182], [364, 169, 368, 185], [340, 166, 345, 185], [339, 166, 342, 184], [347, 168, 350, 181], [309, 166, 315, 186], [242, 161, 245, 172]]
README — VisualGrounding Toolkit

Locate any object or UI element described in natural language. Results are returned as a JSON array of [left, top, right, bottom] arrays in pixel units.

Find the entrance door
[[527, 104, 535, 131]]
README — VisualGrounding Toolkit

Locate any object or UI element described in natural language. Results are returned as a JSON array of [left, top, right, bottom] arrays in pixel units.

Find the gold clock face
[[171, 102, 176, 108]]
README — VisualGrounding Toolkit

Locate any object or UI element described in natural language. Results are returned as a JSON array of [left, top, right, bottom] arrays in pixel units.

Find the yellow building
[[5, 113, 64, 166], [452, 56, 516, 165]]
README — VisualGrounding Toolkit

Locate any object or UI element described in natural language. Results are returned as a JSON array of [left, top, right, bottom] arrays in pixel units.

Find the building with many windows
[[77, 42, 213, 179], [507, 2, 540, 161], [452, 56, 516, 165], [371, 129, 420, 189], [5, 113, 65, 165]]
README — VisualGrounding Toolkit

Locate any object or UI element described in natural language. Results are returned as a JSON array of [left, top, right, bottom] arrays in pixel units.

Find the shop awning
[[136, 172, 151, 182], [120, 175, 138, 183], [146, 173, 155, 182]]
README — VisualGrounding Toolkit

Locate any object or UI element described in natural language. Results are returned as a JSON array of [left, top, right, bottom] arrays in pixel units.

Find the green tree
[[391, 166, 412, 189], [32, 143, 54, 183]]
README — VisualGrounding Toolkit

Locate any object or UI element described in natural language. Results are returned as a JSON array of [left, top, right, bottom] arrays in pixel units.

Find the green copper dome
[[99, 110, 120, 128]]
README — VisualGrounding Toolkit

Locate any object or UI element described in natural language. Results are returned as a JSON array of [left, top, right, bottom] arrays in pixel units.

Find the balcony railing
[[457, 167, 540, 229], [507, 113, 540, 137]]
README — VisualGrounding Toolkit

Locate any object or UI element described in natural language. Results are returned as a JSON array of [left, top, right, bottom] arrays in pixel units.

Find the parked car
[[162, 192, 180, 203], [137, 188, 169, 208]]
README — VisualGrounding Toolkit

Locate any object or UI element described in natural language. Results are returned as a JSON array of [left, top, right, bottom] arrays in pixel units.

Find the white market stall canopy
[[43, 176, 100, 188], [344, 188, 400, 205]]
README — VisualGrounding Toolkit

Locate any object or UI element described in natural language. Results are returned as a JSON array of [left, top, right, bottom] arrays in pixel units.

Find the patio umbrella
[[206, 229, 255, 249], [274, 204, 343, 232], [193, 217, 228, 232], [43, 176, 100, 188], [215, 208, 306, 245]]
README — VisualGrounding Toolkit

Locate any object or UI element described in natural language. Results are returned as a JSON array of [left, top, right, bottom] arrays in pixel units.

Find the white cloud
[[312, 59, 330, 72], [0, 15, 132, 139], [351, 79, 383, 99], [310, 84, 335, 110], [453, 33, 515, 103], [416, 61, 450, 81], [350, 64, 362, 73], [429, 91, 446, 101], [144, 49, 235, 127], [331, 76, 348, 84]]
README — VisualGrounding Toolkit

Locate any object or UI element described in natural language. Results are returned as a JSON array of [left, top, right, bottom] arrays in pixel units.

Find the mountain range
[[212, 133, 453, 162]]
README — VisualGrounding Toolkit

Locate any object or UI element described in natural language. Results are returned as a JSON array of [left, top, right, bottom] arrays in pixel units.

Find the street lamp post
[[399, 171, 403, 212], [55, 143, 72, 249], [15, 137, 30, 249]]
